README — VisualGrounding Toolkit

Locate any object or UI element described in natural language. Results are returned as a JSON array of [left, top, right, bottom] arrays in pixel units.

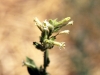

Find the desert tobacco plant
[[23, 17, 73, 75]]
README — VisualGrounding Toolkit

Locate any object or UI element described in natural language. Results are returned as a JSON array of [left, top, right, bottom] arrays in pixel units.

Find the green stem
[[43, 50, 49, 74]]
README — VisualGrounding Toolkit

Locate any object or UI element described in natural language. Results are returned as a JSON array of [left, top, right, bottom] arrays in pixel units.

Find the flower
[[43, 20, 51, 27], [53, 41, 66, 50], [43, 20, 54, 32], [34, 17, 43, 31], [59, 30, 70, 34], [67, 21, 73, 25], [34, 17, 73, 50], [44, 39, 66, 50], [54, 30, 70, 37]]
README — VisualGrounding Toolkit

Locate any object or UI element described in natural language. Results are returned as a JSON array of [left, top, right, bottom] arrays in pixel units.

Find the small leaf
[[33, 42, 44, 51], [23, 57, 41, 75], [47, 57, 50, 66], [24, 57, 37, 68]]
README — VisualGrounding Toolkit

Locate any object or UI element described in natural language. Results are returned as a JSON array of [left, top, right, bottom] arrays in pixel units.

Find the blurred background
[[0, 0, 100, 75]]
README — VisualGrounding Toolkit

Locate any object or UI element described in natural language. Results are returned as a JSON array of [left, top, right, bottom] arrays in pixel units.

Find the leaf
[[33, 42, 44, 51], [24, 57, 41, 75], [24, 57, 37, 68]]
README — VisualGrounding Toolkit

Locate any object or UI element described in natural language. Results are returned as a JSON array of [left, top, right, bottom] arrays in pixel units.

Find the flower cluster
[[23, 17, 73, 75], [33, 17, 73, 51]]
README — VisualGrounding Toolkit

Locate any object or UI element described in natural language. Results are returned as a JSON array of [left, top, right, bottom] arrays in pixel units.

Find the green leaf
[[33, 42, 44, 51], [24, 57, 42, 75], [24, 57, 37, 68]]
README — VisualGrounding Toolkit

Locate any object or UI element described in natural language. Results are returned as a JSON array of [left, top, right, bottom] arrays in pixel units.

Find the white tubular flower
[[53, 41, 66, 50], [43, 20, 50, 27], [59, 30, 70, 34], [67, 21, 73, 25], [43, 27, 49, 33], [34, 17, 43, 31], [44, 39, 66, 50], [43, 20, 54, 31]]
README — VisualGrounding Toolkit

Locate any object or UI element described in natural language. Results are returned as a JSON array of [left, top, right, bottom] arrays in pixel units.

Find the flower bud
[[58, 17, 71, 25]]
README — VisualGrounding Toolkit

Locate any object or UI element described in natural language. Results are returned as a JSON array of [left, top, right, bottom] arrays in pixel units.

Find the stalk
[[43, 50, 49, 75]]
